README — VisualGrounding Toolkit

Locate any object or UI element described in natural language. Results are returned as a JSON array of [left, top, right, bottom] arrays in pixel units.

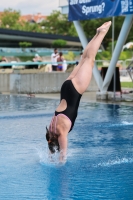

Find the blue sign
[[69, 0, 133, 21]]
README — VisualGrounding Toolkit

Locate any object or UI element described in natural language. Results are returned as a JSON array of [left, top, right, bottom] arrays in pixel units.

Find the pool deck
[[2, 88, 130, 106], [1, 91, 133, 106]]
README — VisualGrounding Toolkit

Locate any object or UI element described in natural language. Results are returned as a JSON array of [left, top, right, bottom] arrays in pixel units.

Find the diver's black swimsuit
[[55, 80, 82, 132]]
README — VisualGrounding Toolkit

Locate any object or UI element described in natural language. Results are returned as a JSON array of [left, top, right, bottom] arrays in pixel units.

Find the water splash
[[36, 147, 66, 166], [122, 121, 133, 125], [94, 157, 133, 167], [85, 121, 133, 129]]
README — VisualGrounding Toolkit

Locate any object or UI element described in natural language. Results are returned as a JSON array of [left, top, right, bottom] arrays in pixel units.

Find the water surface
[[0, 95, 133, 200]]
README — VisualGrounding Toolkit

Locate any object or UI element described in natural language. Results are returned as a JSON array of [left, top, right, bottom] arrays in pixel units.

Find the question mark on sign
[[102, 2, 105, 11]]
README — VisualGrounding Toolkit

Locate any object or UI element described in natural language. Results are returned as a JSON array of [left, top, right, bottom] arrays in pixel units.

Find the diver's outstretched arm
[[58, 134, 68, 162]]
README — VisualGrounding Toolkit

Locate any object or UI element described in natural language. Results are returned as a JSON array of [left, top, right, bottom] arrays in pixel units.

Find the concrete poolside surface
[[23, 90, 133, 106], [0, 69, 133, 105], [2, 89, 133, 106]]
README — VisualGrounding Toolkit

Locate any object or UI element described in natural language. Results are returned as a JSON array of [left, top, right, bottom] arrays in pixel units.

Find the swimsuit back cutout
[[55, 80, 82, 132]]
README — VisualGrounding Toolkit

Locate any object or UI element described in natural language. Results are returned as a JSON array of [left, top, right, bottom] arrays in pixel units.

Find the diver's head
[[46, 127, 60, 153]]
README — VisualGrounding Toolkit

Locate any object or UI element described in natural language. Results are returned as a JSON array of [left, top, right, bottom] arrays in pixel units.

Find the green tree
[[119, 50, 132, 60], [0, 8, 43, 32], [52, 39, 67, 48], [19, 42, 32, 48], [64, 51, 75, 61], [40, 10, 77, 36], [20, 21, 42, 32], [0, 8, 21, 29], [0, 8, 132, 50], [80, 16, 133, 50]]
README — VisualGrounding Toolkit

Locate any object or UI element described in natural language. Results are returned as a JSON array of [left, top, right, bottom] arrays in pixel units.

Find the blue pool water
[[0, 95, 133, 200]]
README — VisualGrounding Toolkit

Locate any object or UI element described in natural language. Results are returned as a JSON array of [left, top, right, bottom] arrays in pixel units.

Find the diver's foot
[[97, 21, 112, 34]]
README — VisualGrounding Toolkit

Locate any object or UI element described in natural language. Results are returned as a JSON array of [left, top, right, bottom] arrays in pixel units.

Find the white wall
[[0, 72, 98, 94]]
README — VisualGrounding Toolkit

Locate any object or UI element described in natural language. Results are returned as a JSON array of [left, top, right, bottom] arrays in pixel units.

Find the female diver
[[46, 21, 112, 161]]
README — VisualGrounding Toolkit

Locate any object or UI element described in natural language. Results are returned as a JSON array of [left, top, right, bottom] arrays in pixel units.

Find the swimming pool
[[0, 95, 133, 200]]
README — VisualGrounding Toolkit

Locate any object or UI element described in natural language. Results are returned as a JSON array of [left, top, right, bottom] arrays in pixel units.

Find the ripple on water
[[0, 96, 133, 200]]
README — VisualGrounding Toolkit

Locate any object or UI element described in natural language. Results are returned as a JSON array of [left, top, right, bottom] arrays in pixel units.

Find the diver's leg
[[71, 21, 111, 94], [67, 21, 111, 81], [66, 34, 99, 80]]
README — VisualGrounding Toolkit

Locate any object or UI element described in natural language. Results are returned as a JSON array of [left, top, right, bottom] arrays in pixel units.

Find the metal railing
[[0, 59, 132, 69], [0, 61, 77, 69]]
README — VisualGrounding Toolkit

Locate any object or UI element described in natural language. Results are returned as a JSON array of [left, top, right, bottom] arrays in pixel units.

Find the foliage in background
[[18, 56, 33, 62], [40, 11, 77, 36], [119, 51, 132, 60], [0, 8, 20, 29], [0, 9, 133, 49], [64, 51, 75, 61], [96, 51, 111, 60], [121, 82, 133, 88], [96, 38, 133, 61], [19, 42, 32, 48], [0, 8, 42, 32], [52, 39, 67, 48], [64, 51, 76, 71], [96, 50, 132, 61], [106, 41, 117, 52]]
